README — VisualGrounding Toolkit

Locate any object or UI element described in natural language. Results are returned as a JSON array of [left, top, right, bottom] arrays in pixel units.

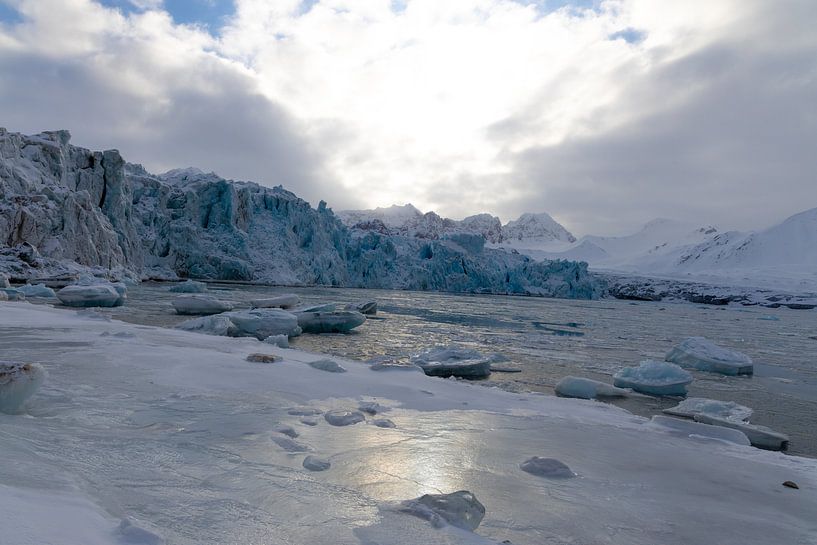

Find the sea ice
[[647, 415, 751, 446], [287, 407, 322, 416], [520, 457, 576, 478], [56, 283, 123, 307], [345, 300, 377, 315], [0, 361, 45, 414], [171, 294, 233, 315], [251, 294, 300, 309], [324, 409, 365, 426], [358, 401, 389, 415], [300, 417, 318, 426], [613, 360, 693, 396], [296, 310, 366, 333], [410, 347, 493, 379], [555, 376, 629, 399], [1, 288, 24, 301], [664, 398, 753, 423], [693, 414, 790, 450], [291, 303, 337, 313], [302, 456, 331, 471], [666, 337, 753, 375], [168, 280, 207, 293], [400, 490, 486, 531], [118, 519, 165, 545], [17, 283, 56, 297], [307, 359, 347, 373]]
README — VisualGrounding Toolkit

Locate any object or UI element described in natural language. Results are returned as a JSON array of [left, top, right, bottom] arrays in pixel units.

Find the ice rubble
[[168, 280, 207, 293], [410, 346, 494, 378], [171, 294, 233, 315], [613, 360, 693, 396], [0, 129, 598, 298], [0, 361, 45, 413], [295, 310, 366, 333], [664, 398, 753, 423], [555, 376, 629, 399], [666, 337, 753, 375], [251, 294, 300, 309]]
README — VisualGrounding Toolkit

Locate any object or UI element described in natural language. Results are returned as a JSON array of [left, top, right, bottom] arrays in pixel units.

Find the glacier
[[0, 129, 597, 299]]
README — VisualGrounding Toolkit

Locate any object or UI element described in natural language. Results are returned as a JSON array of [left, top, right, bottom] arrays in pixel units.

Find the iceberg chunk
[[663, 398, 753, 423], [17, 283, 56, 298], [168, 280, 207, 293], [400, 490, 486, 531], [693, 414, 789, 450], [613, 360, 693, 396], [262, 334, 289, 348], [171, 294, 233, 315], [555, 376, 629, 399], [0, 361, 46, 414], [520, 457, 576, 478], [175, 315, 238, 337], [666, 337, 753, 375], [57, 283, 124, 307], [324, 409, 365, 426], [251, 294, 300, 309], [295, 310, 366, 333], [225, 308, 301, 339], [307, 359, 347, 373], [303, 455, 331, 471], [411, 346, 493, 379]]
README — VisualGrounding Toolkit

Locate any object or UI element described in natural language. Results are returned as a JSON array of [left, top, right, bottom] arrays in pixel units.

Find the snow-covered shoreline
[[2, 301, 816, 544]]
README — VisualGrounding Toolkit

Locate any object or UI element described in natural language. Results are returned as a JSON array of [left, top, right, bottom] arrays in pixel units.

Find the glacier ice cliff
[[0, 129, 598, 298]]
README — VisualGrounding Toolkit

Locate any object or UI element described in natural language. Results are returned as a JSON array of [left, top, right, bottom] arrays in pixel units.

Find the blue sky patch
[[609, 27, 646, 44]]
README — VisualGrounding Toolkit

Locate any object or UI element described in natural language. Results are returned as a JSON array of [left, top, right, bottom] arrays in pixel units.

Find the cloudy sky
[[0, 0, 814, 236]]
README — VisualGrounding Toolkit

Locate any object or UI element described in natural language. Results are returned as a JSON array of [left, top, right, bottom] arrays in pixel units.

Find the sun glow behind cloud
[[0, 0, 815, 235]]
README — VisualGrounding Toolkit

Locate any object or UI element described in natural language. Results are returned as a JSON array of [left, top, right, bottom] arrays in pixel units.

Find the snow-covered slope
[[0, 129, 597, 298], [502, 212, 576, 244]]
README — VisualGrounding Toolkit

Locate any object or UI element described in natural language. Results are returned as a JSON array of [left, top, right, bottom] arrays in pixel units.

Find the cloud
[[0, 0, 815, 234]]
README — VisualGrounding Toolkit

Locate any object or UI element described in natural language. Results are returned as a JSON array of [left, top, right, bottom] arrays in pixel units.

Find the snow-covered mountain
[[0, 129, 597, 298], [337, 206, 572, 246]]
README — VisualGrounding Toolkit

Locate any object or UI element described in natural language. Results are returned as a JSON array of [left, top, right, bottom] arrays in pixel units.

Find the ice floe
[[613, 360, 693, 396], [372, 418, 396, 428], [17, 283, 55, 297], [296, 310, 366, 333], [262, 334, 289, 348], [56, 282, 125, 307], [410, 346, 494, 378], [251, 294, 300, 309], [345, 300, 377, 315], [171, 294, 233, 315], [647, 415, 751, 446], [307, 359, 347, 373], [666, 337, 753, 375], [324, 409, 365, 426], [555, 376, 629, 399], [693, 414, 790, 451]]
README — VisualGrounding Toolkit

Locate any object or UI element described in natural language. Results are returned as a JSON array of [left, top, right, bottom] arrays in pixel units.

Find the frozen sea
[[112, 282, 817, 457]]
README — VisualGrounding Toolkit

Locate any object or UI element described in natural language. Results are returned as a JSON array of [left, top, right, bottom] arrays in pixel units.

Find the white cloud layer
[[0, 0, 815, 234]]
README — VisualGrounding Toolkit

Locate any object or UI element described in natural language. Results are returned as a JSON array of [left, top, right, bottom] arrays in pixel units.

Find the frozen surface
[[666, 337, 753, 375], [1, 302, 816, 544], [664, 398, 753, 423], [555, 376, 629, 399], [613, 360, 693, 396]]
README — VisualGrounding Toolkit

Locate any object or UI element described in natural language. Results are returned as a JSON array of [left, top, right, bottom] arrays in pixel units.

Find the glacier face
[[0, 129, 598, 298]]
